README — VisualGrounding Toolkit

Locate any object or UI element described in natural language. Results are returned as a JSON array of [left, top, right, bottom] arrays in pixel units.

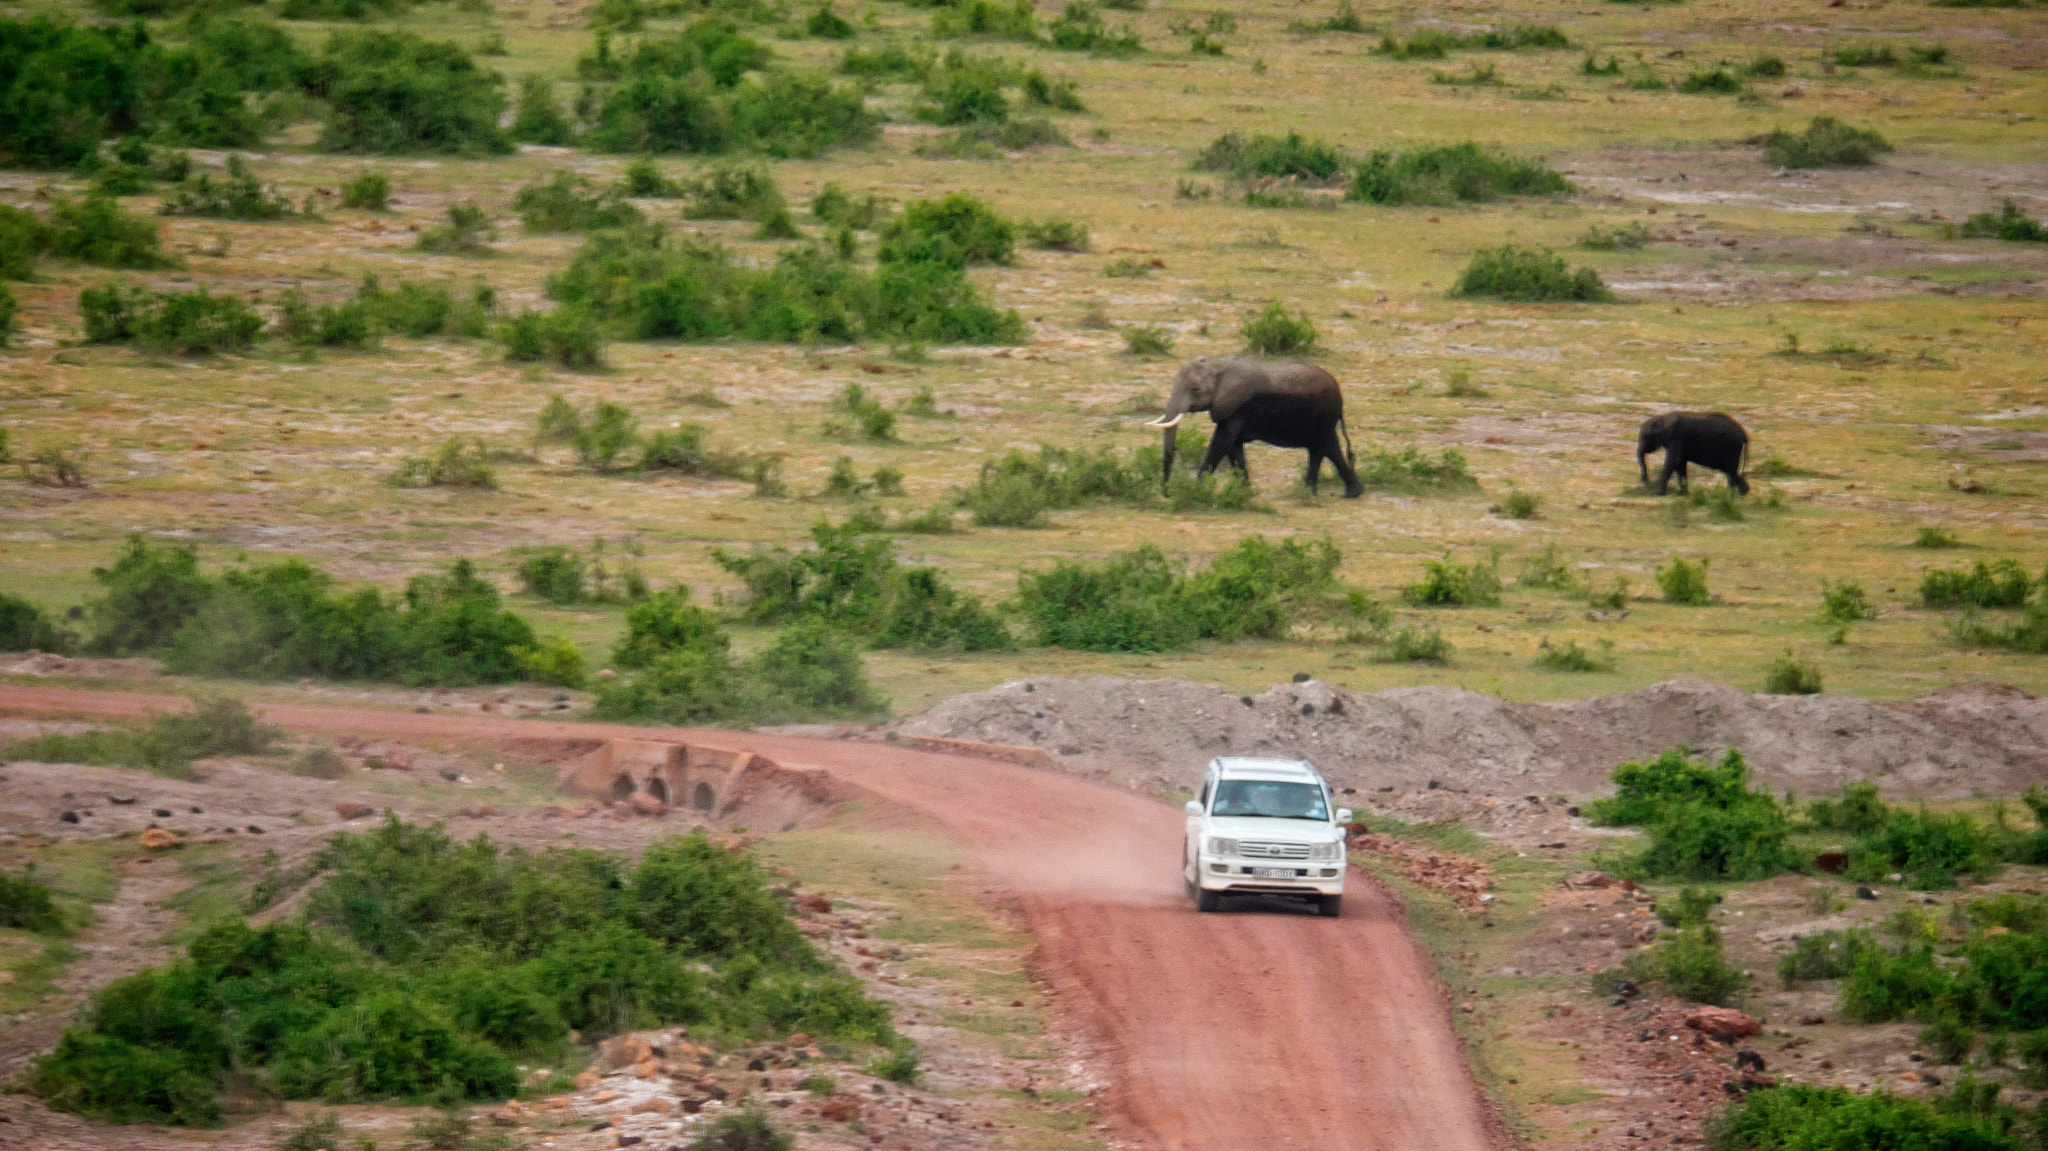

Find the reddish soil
[[0, 685, 1504, 1151]]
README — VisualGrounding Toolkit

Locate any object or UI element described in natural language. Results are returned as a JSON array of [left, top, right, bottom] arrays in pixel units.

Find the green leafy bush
[[1657, 556, 1710, 605], [1704, 1083, 2029, 1150], [1806, 781, 1889, 834], [1677, 67, 1743, 93], [509, 74, 576, 146], [3, 696, 280, 779], [1022, 217, 1089, 251], [1351, 143, 1572, 205], [0, 592, 75, 654], [1498, 490, 1539, 518], [1533, 637, 1614, 672], [810, 182, 886, 229], [159, 155, 297, 219], [1947, 600, 2048, 654], [83, 534, 214, 655], [692, 1110, 797, 1151], [1452, 244, 1613, 302], [46, 196, 174, 270], [309, 31, 511, 155], [1193, 130, 1347, 180], [1374, 625, 1451, 663], [0, 868, 66, 933], [1777, 928, 1873, 986], [1849, 808, 2000, 890], [1240, 301, 1317, 355], [879, 194, 1016, 267], [1918, 559, 2033, 608], [1122, 323, 1174, 355], [519, 548, 586, 605], [932, 0, 1039, 41], [1402, 554, 1501, 606], [79, 283, 266, 354], [1628, 923, 1747, 1005], [356, 275, 497, 338], [1762, 116, 1892, 168], [1289, 0, 1369, 33], [27, 821, 894, 1125], [1762, 649, 1823, 695], [415, 202, 496, 255], [583, 27, 876, 157], [1046, 0, 1141, 54], [1023, 68, 1086, 110], [1593, 748, 1801, 882], [1577, 220, 1654, 250], [277, 287, 375, 349], [1355, 446, 1477, 493], [1959, 201, 2048, 243], [515, 170, 644, 233], [1819, 578, 1877, 624], [499, 307, 606, 369], [684, 165, 788, 221], [338, 171, 390, 210]]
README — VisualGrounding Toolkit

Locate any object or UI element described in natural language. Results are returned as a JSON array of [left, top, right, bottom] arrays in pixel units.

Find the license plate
[[1251, 867, 1298, 879]]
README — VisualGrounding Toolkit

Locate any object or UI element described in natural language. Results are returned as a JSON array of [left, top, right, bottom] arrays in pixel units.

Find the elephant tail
[[1339, 416, 1355, 465], [1739, 435, 1750, 483]]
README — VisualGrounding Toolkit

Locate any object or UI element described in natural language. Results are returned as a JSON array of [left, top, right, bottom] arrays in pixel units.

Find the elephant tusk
[[1145, 413, 1185, 428]]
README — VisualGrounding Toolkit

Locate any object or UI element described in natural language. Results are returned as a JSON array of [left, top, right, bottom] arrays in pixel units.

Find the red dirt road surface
[[0, 686, 1501, 1151]]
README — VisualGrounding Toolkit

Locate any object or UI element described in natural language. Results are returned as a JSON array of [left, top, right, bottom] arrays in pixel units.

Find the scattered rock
[[628, 792, 667, 817], [153, 808, 173, 818], [599, 1036, 654, 1070], [592, 1089, 619, 1104], [1797, 1012, 1825, 1026], [1814, 851, 1848, 874], [572, 1070, 602, 1090], [1684, 1007, 1761, 1042], [1566, 871, 1617, 889], [138, 827, 180, 849], [630, 1098, 670, 1114], [1855, 885, 1879, 900], [1734, 1050, 1767, 1073], [336, 802, 375, 820], [820, 1098, 861, 1122], [59, 811, 78, 824], [107, 795, 136, 805]]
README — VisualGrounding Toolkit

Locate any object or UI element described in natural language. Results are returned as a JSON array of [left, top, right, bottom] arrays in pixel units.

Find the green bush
[[1819, 578, 1876, 624], [519, 548, 586, 605], [1595, 747, 1801, 881], [509, 74, 576, 146], [1122, 323, 1175, 356], [1948, 600, 2048, 654], [1356, 446, 1477, 493], [1807, 781, 1889, 833], [1592, 748, 1758, 826], [1577, 221, 1654, 250], [1452, 244, 1613, 302], [1402, 553, 1501, 606], [878, 194, 1015, 267], [1192, 131, 1347, 180], [1533, 638, 1614, 672], [79, 282, 265, 354], [499, 307, 607, 369], [692, 1110, 796, 1151], [595, 611, 888, 724], [1629, 922, 1747, 1005], [1023, 68, 1086, 110], [684, 165, 788, 221], [277, 288, 375, 349], [83, 535, 215, 655], [865, 1047, 922, 1084], [515, 170, 643, 233], [1290, 0, 1369, 33], [1240, 301, 1317, 355], [1778, 929, 1872, 986], [1047, 0, 1141, 54], [1022, 217, 1089, 251], [1657, 556, 1710, 605], [310, 31, 511, 155], [1347, 143, 1572, 205], [4, 696, 280, 779], [1763, 649, 1823, 695], [0, 868, 66, 933], [806, 2, 855, 38], [640, 422, 751, 477], [1655, 885, 1721, 928], [1743, 53, 1786, 78], [338, 171, 390, 210], [1374, 625, 1451, 664], [1919, 559, 2033, 608], [415, 202, 496, 255], [810, 182, 886, 229], [28, 821, 894, 1124], [1705, 1083, 2029, 1151], [0, 592, 75, 653], [1498, 491, 1539, 519], [1849, 808, 2001, 890], [932, 0, 1039, 41], [1013, 535, 1339, 652], [1763, 116, 1892, 169], [356, 275, 496, 338], [1677, 67, 1743, 93], [0, 206, 43, 280], [582, 26, 876, 157], [46, 196, 174, 270], [1959, 201, 2048, 243], [513, 636, 587, 688], [159, 155, 297, 220]]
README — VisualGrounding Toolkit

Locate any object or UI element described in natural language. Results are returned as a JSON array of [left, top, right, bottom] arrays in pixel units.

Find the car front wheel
[[1195, 888, 1221, 913], [1317, 894, 1342, 918]]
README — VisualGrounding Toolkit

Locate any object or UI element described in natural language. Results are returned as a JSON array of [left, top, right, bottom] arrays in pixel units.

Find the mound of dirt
[[893, 677, 2048, 803]]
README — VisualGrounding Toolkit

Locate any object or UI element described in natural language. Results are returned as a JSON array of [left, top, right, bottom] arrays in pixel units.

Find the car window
[[1210, 780, 1328, 821], [1199, 777, 1211, 806]]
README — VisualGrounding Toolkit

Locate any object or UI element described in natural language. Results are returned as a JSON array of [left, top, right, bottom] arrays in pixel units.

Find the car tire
[[1195, 888, 1221, 913], [1317, 894, 1342, 918]]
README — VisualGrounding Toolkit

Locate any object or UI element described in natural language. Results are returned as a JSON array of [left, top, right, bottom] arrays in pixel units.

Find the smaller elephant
[[1638, 411, 1750, 495]]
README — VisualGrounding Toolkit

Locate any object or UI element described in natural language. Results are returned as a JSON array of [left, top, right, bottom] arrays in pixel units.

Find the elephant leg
[[1228, 443, 1250, 480], [1726, 467, 1749, 495], [1197, 421, 1239, 476], [1659, 446, 1686, 495], [1322, 428, 1364, 498], [1303, 448, 1324, 494]]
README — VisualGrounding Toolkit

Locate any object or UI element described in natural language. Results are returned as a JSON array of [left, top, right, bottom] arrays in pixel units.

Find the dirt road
[[0, 685, 1501, 1151]]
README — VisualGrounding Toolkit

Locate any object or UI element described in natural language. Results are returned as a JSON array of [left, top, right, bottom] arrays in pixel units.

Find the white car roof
[[1212, 757, 1321, 781]]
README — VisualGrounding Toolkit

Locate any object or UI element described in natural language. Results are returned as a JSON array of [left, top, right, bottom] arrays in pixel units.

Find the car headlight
[[1310, 841, 1344, 861], [1205, 837, 1238, 856]]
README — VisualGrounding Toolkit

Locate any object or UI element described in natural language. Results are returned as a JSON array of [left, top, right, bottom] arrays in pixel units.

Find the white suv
[[1184, 757, 1351, 917]]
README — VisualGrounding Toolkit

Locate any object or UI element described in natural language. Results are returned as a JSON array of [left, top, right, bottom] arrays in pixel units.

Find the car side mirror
[[1336, 808, 1353, 824], [1184, 800, 1203, 817]]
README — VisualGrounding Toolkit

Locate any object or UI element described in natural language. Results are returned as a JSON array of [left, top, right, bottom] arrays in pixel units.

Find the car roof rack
[[1211, 756, 1320, 780]]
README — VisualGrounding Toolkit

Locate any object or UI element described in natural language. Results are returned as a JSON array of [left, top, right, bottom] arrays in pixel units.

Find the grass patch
[[3, 696, 279, 779]]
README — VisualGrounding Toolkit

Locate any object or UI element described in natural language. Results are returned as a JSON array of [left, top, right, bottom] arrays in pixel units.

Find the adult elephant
[[1146, 357, 1364, 498], [1638, 411, 1750, 495]]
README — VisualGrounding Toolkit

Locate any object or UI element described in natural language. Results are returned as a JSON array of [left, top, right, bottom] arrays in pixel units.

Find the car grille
[[1238, 841, 1311, 860]]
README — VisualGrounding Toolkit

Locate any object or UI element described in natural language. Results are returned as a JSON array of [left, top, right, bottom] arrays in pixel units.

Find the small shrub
[[1355, 446, 1479, 494], [415, 203, 496, 255], [1763, 649, 1822, 695], [46, 196, 174, 270], [338, 171, 390, 210], [1959, 201, 2048, 244], [1947, 602, 2048, 655], [499, 307, 606, 370], [866, 1047, 922, 1085], [6, 696, 280, 779], [0, 868, 65, 933], [1744, 53, 1786, 77], [159, 156, 297, 220], [1022, 218, 1089, 251], [1655, 886, 1722, 929], [1677, 67, 1743, 94], [1452, 244, 1613, 302], [292, 746, 348, 780], [1533, 637, 1614, 673], [19, 444, 90, 488], [389, 438, 498, 489], [1373, 624, 1451, 664], [312, 30, 511, 156], [1850, 807, 2001, 890], [1656, 556, 1710, 605], [1706, 1084, 2028, 1150], [1516, 543, 1575, 590], [0, 592, 75, 654], [509, 74, 576, 146], [514, 170, 643, 233], [1193, 130, 1346, 181], [513, 636, 588, 688], [1778, 929, 1872, 986], [1913, 526, 1961, 549], [806, 2, 856, 39], [932, 0, 1040, 42], [1763, 116, 1892, 168], [1577, 221, 1654, 250], [1240, 302, 1317, 355], [1102, 256, 1155, 278], [1346, 142, 1572, 206], [1402, 554, 1501, 606], [1498, 490, 1539, 519], [1919, 559, 2032, 609], [684, 165, 788, 222], [1631, 923, 1747, 1004], [878, 194, 1015, 267], [78, 282, 265, 354], [1023, 68, 1086, 111], [1122, 324, 1175, 356], [1807, 781, 1889, 834], [519, 548, 586, 604], [810, 182, 885, 229], [1289, 0, 1369, 33]]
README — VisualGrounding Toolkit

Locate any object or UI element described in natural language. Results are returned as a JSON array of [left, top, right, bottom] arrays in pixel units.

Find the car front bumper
[[1197, 856, 1345, 896]]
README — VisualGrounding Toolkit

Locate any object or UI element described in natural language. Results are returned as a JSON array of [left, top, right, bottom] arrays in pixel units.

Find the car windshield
[[1211, 780, 1328, 821]]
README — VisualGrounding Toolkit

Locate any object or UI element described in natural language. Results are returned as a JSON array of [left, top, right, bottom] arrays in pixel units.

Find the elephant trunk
[[1637, 437, 1652, 485], [1149, 391, 1192, 491]]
